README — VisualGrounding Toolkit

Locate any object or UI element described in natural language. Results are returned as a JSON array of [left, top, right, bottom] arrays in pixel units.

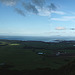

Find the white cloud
[[56, 27, 66, 30], [38, 8, 51, 16], [0, 0, 19, 6], [0, 0, 65, 17], [37, 7, 65, 17], [51, 16, 75, 21], [52, 11, 65, 15]]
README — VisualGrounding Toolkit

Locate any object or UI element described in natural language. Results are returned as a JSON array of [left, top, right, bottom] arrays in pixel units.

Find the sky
[[0, 0, 75, 36]]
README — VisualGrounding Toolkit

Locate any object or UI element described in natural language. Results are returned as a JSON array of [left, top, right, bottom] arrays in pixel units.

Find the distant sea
[[0, 36, 75, 42]]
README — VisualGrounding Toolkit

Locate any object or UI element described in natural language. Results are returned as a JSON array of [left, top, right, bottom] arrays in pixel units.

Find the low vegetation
[[0, 40, 75, 74]]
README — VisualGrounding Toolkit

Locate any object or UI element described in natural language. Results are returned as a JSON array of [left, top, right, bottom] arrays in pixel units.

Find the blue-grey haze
[[0, 36, 75, 42]]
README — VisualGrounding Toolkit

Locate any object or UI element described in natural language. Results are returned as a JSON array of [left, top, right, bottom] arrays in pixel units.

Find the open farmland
[[0, 40, 75, 70]]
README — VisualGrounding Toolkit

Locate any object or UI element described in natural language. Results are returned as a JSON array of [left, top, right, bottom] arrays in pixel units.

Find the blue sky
[[0, 0, 75, 36]]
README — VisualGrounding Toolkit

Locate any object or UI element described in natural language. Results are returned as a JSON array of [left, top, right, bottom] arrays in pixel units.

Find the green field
[[0, 40, 75, 70]]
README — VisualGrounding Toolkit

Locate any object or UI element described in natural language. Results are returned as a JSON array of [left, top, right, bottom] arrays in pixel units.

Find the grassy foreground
[[0, 39, 75, 71]]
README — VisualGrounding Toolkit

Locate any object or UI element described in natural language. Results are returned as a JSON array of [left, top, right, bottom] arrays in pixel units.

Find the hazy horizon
[[0, 35, 75, 42]]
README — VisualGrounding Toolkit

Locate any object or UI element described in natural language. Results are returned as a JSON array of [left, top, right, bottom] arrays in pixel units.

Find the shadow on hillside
[[0, 60, 75, 75]]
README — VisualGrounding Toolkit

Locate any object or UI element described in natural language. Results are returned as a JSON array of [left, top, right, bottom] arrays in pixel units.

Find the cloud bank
[[0, 0, 65, 17]]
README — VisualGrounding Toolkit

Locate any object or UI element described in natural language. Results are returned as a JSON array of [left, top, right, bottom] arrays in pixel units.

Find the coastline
[[0, 36, 75, 42]]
